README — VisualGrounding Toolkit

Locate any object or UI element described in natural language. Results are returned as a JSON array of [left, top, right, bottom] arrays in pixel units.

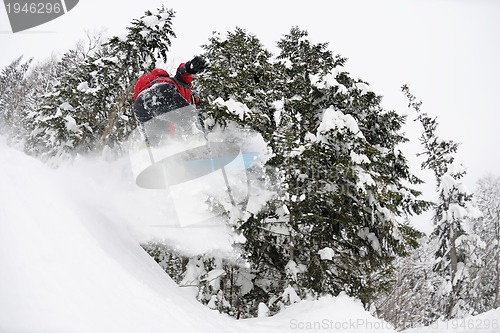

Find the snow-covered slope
[[0, 138, 495, 333], [0, 139, 381, 332], [0, 140, 234, 333]]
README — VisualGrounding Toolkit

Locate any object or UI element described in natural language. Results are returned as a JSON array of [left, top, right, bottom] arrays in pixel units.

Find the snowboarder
[[133, 56, 208, 123]]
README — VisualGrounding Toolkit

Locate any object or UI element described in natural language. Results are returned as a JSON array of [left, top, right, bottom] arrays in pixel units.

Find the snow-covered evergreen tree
[[26, 7, 176, 162], [403, 85, 483, 319], [198, 27, 279, 136], [0, 55, 62, 151], [376, 174, 499, 329], [472, 175, 500, 311], [0, 57, 32, 140], [24, 48, 89, 160], [375, 235, 440, 329], [261, 28, 429, 306], [188, 28, 430, 316]]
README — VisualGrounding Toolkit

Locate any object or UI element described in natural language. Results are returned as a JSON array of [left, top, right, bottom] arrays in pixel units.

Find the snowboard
[[135, 140, 242, 188]]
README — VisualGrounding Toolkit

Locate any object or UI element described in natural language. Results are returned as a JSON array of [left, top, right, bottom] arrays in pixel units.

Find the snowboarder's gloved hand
[[185, 56, 208, 74]]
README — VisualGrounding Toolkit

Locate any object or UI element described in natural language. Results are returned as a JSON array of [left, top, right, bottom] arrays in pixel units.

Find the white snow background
[[1, 0, 500, 331]]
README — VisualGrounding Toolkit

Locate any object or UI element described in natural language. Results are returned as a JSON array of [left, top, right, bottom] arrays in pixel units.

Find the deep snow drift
[[0, 138, 498, 332], [0, 139, 234, 333]]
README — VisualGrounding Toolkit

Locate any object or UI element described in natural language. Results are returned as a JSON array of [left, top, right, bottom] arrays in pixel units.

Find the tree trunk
[[494, 212, 500, 308], [448, 223, 458, 318], [100, 83, 135, 147]]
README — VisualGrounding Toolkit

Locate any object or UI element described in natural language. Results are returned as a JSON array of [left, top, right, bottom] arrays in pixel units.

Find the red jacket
[[133, 64, 195, 103]]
